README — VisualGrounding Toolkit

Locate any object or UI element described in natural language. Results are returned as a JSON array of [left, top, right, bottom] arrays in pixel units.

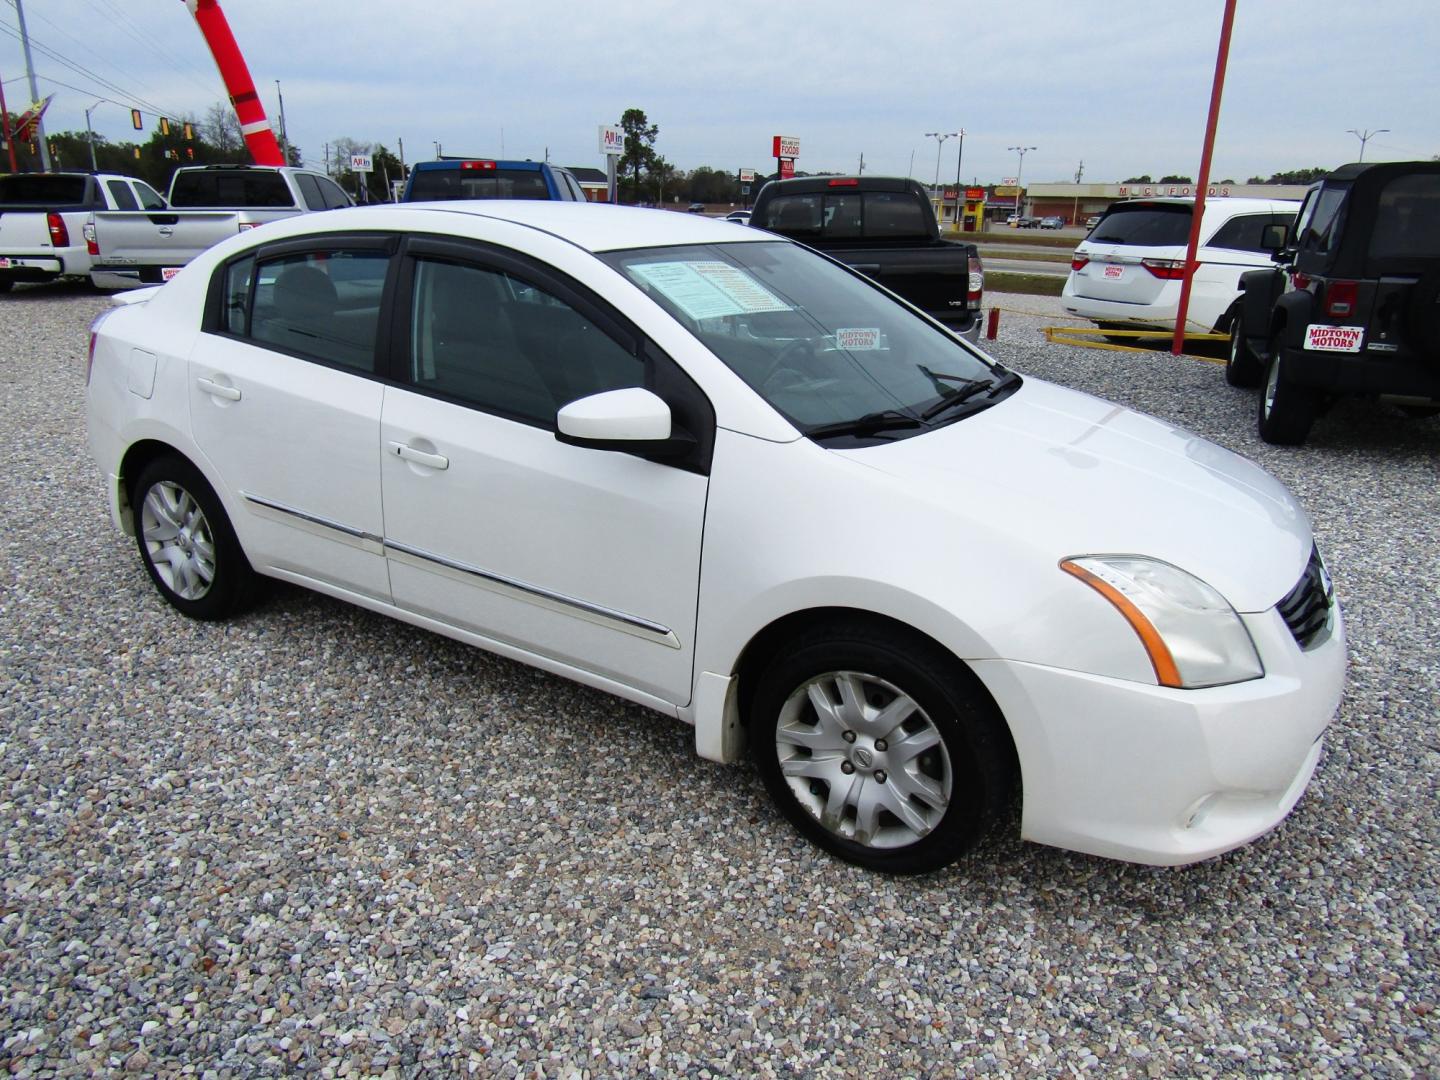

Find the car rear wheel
[[751, 620, 1011, 874], [1225, 315, 1263, 387], [0, 281, 13, 294], [1258, 334, 1317, 445], [131, 455, 257, 620]]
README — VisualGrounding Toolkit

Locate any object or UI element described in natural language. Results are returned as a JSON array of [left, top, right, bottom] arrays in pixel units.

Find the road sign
[[599, 124, 623, 157], [350, 154, 374, 173], [742, 184, 751, 195], [1002, 176, 1018, 185], [739, 168, 756, 183]]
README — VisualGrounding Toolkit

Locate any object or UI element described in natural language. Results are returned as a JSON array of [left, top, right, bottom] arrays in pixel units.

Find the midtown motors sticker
[[1304, 325, 1364, 353]]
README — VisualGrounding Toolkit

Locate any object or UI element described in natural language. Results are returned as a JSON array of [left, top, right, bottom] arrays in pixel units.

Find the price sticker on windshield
[[836, 328, 882, 351]]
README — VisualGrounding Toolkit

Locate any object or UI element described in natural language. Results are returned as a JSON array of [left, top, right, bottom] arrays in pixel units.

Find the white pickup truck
[[0, 172, 167, 291], [87, 165, 353, 289]]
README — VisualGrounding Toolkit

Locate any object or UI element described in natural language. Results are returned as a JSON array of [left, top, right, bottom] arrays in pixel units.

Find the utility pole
[[397, 136, 406, 193], [1346, 128, 1388, 162], [275, 80, 289, 164], [84, 101, 105, 171], [1072, 160, 1084, 225], [858, 152, 865, 175], [14, 0, 51, 170], [1075, 160, 1084, 183], [953, 130, 965, 232]]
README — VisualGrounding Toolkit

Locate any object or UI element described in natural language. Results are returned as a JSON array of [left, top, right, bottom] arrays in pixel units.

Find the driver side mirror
[[555, 387, 697, 460], [1260, 222, 1289, 252]]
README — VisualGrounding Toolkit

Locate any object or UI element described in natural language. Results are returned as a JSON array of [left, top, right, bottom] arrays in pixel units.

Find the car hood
[[832, 378, 1312, 612]]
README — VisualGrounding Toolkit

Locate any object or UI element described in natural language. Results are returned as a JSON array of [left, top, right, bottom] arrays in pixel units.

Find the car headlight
[[1060, 556, 1263, 689]]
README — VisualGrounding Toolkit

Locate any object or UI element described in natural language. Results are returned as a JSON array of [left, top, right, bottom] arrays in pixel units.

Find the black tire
[[751, 619, 1012, 874], [0, 280, 13, 294], [1398, 404, 1440, 420], [130, 455, 257, 620], [1225, 313, 1264, 387], [1257, 333, 1317, 445]]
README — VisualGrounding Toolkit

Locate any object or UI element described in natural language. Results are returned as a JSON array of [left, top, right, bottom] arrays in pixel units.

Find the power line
[[0, 19, 178, 117], [81, 0, 223, 102]]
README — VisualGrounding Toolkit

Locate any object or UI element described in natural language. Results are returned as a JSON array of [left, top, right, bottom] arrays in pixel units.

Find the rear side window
[[1089, 204, 1192, 245], [406, 168, 550, 201], [106, 180, 139, 211], [170, 170, 297, 208], [1206, 213, 1294, 253], [0, 175, 90, 206], [1368, 174, 1440, 260], [227, 250, 389, 372]]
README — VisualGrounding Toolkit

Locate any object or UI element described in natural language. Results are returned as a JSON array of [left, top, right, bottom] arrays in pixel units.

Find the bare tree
[[199, 102, 243, 159]]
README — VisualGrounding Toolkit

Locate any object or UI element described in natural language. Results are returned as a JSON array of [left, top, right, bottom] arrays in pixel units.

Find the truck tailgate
[[0, 210, 56, 252], [826, 244, 972, 321], [91, 211, 245, 272]]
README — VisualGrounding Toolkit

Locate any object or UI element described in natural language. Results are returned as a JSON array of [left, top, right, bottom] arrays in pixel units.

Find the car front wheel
[[752, 621, 1011, 874], [131, 455, 257, 620], [1258, 334, 1317, 445]]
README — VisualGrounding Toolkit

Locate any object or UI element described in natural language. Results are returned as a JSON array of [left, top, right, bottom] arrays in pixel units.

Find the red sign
[[772, 135, 800, 159], [779, 158, 796, 180], [965, 187, 985, 199]]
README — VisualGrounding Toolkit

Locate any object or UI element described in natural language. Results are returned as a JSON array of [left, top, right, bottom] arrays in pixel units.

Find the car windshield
[[601, 241, 1013, 442]]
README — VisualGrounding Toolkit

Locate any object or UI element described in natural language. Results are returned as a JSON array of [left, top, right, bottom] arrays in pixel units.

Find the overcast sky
[[4, 0, 1435, 185]]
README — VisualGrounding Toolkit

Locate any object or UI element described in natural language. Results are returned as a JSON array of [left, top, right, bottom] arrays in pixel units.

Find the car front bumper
[[972, 601, 1346, 866]]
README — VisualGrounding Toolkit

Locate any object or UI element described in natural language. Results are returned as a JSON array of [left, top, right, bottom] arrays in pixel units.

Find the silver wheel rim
[[1229, 323, 1241, 367], [140, 481, 216, 601], [775, 671, 952, 849], [1263, 352, 1280, 418]]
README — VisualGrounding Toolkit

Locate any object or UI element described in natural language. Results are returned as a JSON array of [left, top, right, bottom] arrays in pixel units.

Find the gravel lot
[[1, 281, 1436, 1078]]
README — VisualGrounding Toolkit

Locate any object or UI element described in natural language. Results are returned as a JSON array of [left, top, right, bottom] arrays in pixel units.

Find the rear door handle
[[388, 440, 449, 470], [196, 376, 241, 401]]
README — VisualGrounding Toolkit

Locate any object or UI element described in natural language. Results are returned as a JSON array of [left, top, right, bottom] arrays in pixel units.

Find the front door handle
[[388, 440, 449, 470], [196, 376, 241, 401]]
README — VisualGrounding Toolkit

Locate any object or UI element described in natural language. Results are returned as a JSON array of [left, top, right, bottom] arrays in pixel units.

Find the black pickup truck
[[750, 176, 983, 341], [1229, 160, 1440, 444]]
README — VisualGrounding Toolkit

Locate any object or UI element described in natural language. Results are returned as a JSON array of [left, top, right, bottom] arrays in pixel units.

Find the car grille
[[1277, 546, 1334, 649]]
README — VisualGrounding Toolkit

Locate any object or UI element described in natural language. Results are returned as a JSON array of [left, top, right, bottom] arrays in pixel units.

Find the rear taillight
[[967, 254, 983, 302], [47, 212, 70, 247], [1324, 279, 1358, 318], [83, 222, 99, 256], [1141, 258, 1186, 280], [1071, 255, 1089, 272]]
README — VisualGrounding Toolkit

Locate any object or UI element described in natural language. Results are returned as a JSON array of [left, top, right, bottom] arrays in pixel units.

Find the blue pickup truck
[[401, 159, 587, 202]]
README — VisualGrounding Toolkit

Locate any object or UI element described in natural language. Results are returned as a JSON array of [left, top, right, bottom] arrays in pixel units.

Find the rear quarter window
[[1368, 174, 1440, 260], [1089, 204, 1192, 245]]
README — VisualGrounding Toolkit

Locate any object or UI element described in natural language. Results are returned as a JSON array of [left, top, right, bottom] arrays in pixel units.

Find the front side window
[[295, 173, 326, 211], [1297, 185, 1348, 255], [314, 175, 353, 209], [409, 258, 642, 425], [240, 250, 389, 372], [134, 182, 167, 210], [602, 241, 1011, 442]]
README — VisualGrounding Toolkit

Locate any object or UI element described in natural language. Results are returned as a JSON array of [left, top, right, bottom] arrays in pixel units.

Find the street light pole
[[1345, 127, 1388, 163], [925, 131, 959, 224], [1008, 145, 1036, 219], [84, 100, 104, 171], [953, 129, 965, 230]]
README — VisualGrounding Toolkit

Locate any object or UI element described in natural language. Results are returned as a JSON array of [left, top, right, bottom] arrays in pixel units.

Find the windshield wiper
[[919, 370, 1021, 422], [805, 409, 923, 441]]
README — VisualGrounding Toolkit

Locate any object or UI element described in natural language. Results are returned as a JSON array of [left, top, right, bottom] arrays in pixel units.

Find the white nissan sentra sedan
[[86, 203, 1345, 874]]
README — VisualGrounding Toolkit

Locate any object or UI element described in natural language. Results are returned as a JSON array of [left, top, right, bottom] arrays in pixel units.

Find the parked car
[[724, 210, 752, 224], [1005, 214, 1020, 226], [1040, 216, 1065, 230], [87, 202, 1344, 874], [1016, 216, 1042, 229], [750, 175, 984, 341], [1085, 215, 1102, 230], [686, 202, 707, 214], [1229, 160, 1440, 444], [1062, 196, 1300, 336], [0, 172, 167, 290], [87, 164, 352, 289], [401, 159, 585, 202]]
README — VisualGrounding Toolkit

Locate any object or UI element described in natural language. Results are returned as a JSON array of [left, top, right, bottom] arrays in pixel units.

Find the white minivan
[[1062, 197, 1299, 336]]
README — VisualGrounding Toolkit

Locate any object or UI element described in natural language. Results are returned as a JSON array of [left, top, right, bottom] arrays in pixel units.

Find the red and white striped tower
[[184, 0, 285, 166]]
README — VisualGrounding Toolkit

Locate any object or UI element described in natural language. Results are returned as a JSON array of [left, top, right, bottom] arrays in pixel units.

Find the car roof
[[1111, 196, 1300, 212], [267, 201, 771, 253]]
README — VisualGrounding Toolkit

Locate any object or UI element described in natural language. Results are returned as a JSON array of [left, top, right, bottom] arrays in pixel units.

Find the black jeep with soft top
[[1227, 161, 1440, 444]]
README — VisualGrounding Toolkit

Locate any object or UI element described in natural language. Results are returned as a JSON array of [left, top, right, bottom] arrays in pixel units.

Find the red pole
[[0, 70, 18, 173], [1171, 0, 1238, 356], [184, 0, 285, 167]]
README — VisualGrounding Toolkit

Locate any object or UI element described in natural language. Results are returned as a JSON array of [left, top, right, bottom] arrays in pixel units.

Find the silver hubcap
[[775, 671, 952, 849], [1263, 353, 1280, 418], [140, 481, 216, 601]]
